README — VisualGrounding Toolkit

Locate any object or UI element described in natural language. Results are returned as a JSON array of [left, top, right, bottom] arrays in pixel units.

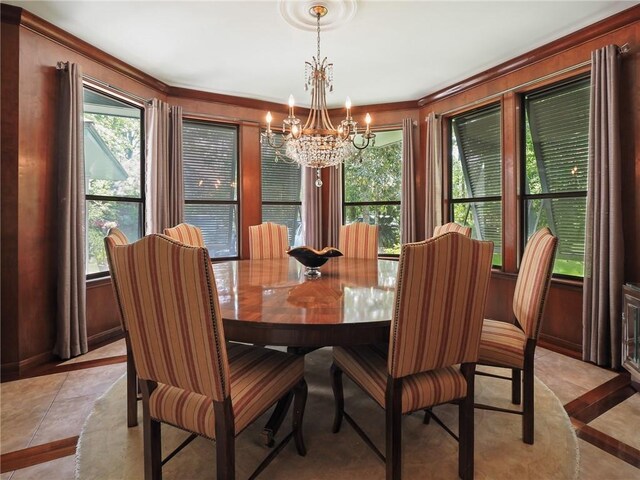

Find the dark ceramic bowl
[[286, 246, 343, 268]]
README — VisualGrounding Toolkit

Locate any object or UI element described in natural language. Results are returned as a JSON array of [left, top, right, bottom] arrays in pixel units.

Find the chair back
[[108, 234, 230, 402], [388, 233, 493, 378], [513, 227, 558, 339], [338, 223, 378, 259], [104, 228, 130, 332], [433, 222, 471, 238], [249, 222, 289, 259], [163, 223, 206, 247]]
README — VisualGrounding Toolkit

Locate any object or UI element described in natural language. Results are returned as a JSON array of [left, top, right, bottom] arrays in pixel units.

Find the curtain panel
[[302, 168, 323, 249], [145, 100, 184, 233], [424, 112, 443, 239], [401, 118, 417, 243], [327, 165, 343, 248], [582, 45, 624, 369], [54, 62, 88, 359]]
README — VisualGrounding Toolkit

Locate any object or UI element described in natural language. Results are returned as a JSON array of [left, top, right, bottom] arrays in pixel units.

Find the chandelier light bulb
[[345, 97, 352, 109], [365, 113, 371, 124], [288, 94, 295, 108]]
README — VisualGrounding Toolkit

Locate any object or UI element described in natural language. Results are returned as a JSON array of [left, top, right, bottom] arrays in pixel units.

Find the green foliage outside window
[[343, 132, 402, 254]]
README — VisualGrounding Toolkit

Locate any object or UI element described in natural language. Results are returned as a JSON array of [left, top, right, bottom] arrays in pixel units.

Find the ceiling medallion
[[262, 2, 374, 187]]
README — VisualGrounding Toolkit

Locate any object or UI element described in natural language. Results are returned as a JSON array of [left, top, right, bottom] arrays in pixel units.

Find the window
[[449, 104, 502, 266], [84, 87, 144, 276], [183, 121, 239, 258], [261, 137, 302, 246], [343, 130, 402, 255], [523, 77, 590, 277]]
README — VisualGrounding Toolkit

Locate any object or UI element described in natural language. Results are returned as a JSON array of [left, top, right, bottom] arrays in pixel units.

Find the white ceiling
[[8, 1, 637, 108]]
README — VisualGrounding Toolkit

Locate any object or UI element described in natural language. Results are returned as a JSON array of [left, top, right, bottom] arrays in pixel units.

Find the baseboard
[[1, 327, 124, 382], [87, 326, 124, 348], [1, 350, 54, 381], [538, 334, 582, 359]]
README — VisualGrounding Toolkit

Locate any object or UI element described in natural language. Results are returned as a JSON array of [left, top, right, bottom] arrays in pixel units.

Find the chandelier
[[261, 4, 375, 187]]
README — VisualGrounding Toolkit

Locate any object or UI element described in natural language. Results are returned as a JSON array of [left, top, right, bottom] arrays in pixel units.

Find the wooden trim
[[572, 418, 640, 469], [537, 335, 582, 358], [0, 436, 78, 473], [20, 355, 127, 380], [418, 4, 640, 106], [0, 4, 169, 93], [88, 326, 124, 348], [564, 372, 633, 422], [169, 86, 292, 114], [328, 100, 418, 115], [1, 350, 54, 381]]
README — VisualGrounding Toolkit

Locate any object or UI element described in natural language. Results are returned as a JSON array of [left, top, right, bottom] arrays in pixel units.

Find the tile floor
[[1, 340, 638, 479]]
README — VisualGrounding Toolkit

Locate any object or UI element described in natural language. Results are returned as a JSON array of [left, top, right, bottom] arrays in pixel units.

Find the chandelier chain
[[316, 12, 321, 60]]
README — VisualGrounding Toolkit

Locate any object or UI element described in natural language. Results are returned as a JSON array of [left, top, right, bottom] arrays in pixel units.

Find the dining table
[[212, 256, 399, 348], [212, 256, 399, 446]]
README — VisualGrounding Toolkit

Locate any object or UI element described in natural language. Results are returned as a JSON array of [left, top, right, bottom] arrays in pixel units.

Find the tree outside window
[[343, 130, 402, 255], [84, 88, 143, 276]]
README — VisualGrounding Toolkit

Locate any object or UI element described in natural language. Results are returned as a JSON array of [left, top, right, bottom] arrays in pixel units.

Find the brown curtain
[[424, 112, 443, 238], [54, 62, 87, 359], [303, 168, 323, 249], [327, 165, 342, 248], [145, 100, 184, 233], [583, 45, 624, 368], [401, 118, 417, 243], [168, 106, 184, 226]]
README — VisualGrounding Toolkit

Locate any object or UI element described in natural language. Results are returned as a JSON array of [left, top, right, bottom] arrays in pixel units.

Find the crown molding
[[418, 4, 640, 107]]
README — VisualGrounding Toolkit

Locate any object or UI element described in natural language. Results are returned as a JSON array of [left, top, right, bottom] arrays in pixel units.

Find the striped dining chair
[[331, 233, 494, 480], [163, 222, 206, 247], [433, 222, 472, 238], [476, 227, 558, 444], [104, 228, 138, 428], [249, 222, 289, 259], [338, 222, 379, 259], [108, 234, 308, 479]]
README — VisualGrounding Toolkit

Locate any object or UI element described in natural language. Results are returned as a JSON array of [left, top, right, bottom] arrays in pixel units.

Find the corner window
[[523, 77, 589, 277], [342, 130, 403, 255], [449, 104, 502, 266], [84, 87, 144, 276], [182, 121, 239, 258], [261, 136, 303, 246]]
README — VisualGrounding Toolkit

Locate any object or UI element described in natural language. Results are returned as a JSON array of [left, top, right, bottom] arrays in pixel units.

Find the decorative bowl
[[287, 246, 343, 277]]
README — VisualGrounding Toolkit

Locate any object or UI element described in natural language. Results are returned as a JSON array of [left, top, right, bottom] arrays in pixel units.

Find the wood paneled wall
[[418, 8, 640, 354], [2, 3, 638, 375]]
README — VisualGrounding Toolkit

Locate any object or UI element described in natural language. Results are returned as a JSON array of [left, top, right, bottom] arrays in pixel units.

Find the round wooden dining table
[[212, 257, 398, 348]]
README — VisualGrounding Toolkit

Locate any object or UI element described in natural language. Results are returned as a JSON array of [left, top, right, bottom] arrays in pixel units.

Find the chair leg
[[127, 354, 138, 427], [331, 363, 344, 433], [423, 409, 431, 425], [386, 377, 402, 480], [125, 335, 138, 427], [214, 397, 235, 480], [292, 379, 308, 456], [523, 362, 534, 444], [262, 392, 293, 447], [511, 369, 521, 405], [459, 364, 475, 480], [141, 381, 161, 480]]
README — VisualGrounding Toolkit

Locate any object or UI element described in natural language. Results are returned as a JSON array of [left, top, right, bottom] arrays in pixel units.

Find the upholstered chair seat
[[107, 234, 308, 479], [475, 227, 558, 445], [334, 345, 467, 414], [478, 319, 527, 369], [331, 233, 494, 480], [150, 343, 304, 438]]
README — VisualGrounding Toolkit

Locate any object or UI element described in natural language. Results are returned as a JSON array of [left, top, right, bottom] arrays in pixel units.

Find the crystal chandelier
[[261, 4, 375, 187]]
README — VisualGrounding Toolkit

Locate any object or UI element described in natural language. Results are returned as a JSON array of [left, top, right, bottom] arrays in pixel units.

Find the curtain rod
[[429, 43, 630, 119]]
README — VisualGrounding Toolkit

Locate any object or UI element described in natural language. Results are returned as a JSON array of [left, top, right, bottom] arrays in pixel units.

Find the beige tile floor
[[0, 340, 638, 479]]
